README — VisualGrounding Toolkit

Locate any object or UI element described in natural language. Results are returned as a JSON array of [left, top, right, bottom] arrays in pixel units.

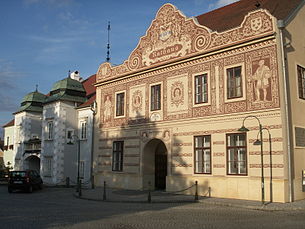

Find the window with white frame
[[151, 84, 161, 111], [46, 121, 53, 140], [112, 141, 124, 171], [116, 92, 125, 117], [80, 161, 85, 179], [80, 121, 87, 140], [44, 158, 52, 177], [194, 135, 211, 174], [227, 133, 247, 175], [194, 74, 208, 104], [297, 65, 305, 99], [227, 66, 242, 99]]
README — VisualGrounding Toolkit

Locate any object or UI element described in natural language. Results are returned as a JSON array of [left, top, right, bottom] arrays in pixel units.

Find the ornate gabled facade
[[94, 1, 305, 202]]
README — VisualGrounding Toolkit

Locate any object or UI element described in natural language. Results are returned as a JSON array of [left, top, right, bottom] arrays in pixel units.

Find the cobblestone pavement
[[1, 185, 305, 229]]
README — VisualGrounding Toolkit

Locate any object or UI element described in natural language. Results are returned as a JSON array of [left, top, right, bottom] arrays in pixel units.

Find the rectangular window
[[227, 66, 242, 99], [66, 129, 74, 142], [194, 135, 211, 174], [297, 65, 305, 99], [227, 133, 247, 175], [195, 74, 208, 104], [44, 158, 52, 177], [80, 121, 87, 140], [6, 136, 9, 146], [116, 92, 125, 116], [112, 141, 124, 171], [47, 121, 53, 140], [151, 84, 161, 111], [80, 161, 85, 179]]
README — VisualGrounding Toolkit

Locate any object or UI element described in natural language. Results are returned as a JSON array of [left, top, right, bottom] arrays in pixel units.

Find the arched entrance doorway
[[143, 139, 167, 190], [25, 155, 40, 173]]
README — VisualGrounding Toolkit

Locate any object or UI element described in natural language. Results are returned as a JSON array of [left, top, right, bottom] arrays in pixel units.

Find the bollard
[[148, 181, 151, 203], [195, 181, 198, 201], [66, 177, 70, 188], [208, 187, 211, 198], [79, 180, 82, 197], [103, 181, 106, 201]]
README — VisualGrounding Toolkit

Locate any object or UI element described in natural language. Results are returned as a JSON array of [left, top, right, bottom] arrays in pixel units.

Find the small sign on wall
[[302, 170, 305, 192]]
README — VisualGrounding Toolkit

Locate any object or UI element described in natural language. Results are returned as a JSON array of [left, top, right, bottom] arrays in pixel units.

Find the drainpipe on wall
[[278, 19, 293, 202], [90, 101, 97, 189]]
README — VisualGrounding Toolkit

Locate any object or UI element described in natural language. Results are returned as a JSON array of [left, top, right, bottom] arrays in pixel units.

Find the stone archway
[[25, 155, 40, 173], [143, 139, 167, 190]]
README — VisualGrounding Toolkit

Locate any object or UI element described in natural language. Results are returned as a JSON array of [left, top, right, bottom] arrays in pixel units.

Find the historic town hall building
[[94, 0, 305, 203]]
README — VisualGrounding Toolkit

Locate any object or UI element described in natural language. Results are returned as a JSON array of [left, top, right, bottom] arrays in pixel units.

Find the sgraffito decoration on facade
[[131, 90, 143, 113], [96, 4, 275, 83], [171, 81, 184, 107], [103, 94, 112, 123]]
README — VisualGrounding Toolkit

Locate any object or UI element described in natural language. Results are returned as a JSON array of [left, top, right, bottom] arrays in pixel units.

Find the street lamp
[[253, 128, 273, 203], [238, 115, 265, 204], [67, 134, 81, 196]]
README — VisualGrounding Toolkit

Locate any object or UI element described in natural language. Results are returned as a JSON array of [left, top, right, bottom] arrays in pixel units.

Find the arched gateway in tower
[[143, 139, 168, 190]]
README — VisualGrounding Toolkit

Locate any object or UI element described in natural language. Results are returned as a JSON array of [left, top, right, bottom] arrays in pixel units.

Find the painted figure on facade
[[252, 59, 271, 101], [103, 95, 112, 122]]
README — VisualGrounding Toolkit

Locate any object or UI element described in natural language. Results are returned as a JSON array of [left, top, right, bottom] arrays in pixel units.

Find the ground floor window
[[112, 141, 124, 171], [194, 135, 211, 174], [227, 133, 247, 175], [44, 157, 52, 177], [79, 161, 85, 178]]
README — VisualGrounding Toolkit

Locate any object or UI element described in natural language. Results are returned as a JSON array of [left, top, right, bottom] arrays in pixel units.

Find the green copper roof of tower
[[45, 77, 87, 104], [15, 91, 47, 114]]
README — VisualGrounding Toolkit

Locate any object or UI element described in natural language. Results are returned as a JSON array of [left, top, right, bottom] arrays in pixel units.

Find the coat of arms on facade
[[131, 90, 143, 112], [171, 81, 184, 107]]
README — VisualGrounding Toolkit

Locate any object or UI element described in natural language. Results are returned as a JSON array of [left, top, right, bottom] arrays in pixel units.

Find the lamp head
[[67, 139, 74, 145], [238, 125, 250, 132], [253, 139, 262, 145]]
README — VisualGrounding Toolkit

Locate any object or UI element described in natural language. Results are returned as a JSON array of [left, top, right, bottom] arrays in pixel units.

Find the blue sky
[[0, 0, 238, 137]]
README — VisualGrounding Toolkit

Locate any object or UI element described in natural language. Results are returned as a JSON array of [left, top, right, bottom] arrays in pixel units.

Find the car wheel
[[28, 185, 33, 193], [8, 187, 12, 193]]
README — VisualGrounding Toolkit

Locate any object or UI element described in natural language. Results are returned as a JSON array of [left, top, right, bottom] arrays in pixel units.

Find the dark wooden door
[[155, 154, 167, 190]]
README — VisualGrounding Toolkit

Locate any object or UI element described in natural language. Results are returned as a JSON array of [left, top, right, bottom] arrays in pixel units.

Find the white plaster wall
[[3, 125, 15, 168]]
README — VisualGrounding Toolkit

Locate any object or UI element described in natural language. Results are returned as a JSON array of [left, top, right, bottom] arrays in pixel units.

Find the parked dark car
[[8, 170, 43, 193]]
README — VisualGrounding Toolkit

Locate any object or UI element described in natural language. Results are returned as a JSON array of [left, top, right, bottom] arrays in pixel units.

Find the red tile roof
[[77, 94, 96, 109], [196, 0, 303, 32], [3, 119, 14, 128], [82, 74, 96, 97]]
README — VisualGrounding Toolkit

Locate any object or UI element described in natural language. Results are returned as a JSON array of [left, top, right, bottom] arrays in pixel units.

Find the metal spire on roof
[[35, 84, 38, 92], [68, 70, 71, 78], [106, 21, 111, 62]]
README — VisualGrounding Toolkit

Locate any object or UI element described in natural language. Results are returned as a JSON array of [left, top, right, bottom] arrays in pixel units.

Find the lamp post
[[254, 128, 273, 203], [238, 115, 265, 204], [67, 134, 81, 196]]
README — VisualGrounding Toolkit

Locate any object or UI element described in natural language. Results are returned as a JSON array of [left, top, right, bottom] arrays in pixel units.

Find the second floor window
[[227, 66, 242, 99], [47, 121, 53, 140], [297, 65, 305, 99], [195, 74, 208, 104], [151, 84, 161, 111], [116, 92, 125, 116]]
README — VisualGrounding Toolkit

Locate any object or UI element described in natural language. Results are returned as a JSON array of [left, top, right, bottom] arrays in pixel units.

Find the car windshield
[[11, 172, 26, 177]]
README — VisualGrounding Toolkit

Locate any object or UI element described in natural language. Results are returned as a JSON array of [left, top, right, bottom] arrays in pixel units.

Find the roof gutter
[[277, 19, 293, 202]]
